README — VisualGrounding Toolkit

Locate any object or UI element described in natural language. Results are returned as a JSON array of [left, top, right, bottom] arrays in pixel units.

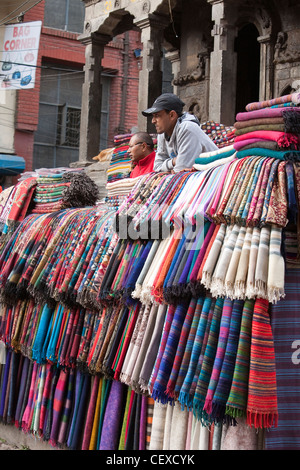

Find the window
[[33, 63, 111, 169], [33, 64, 84, 169], [57, 105, 81, 147], [44, 0, 85, 33]]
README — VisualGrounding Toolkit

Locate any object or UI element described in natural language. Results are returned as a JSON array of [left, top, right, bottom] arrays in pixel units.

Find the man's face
[[128, 138, 145, 164], [151, 110, 177, 136]]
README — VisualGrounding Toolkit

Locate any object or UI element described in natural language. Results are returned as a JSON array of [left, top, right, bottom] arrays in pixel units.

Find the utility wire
[[0, 59, 83, 73], [0, 0, 34, 25], [0, 0, 44, 26]]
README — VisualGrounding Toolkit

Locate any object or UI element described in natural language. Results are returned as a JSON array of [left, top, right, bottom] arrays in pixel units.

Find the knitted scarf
[[99, 379, 125, 450], [245, 158, 269, 226], [246, 298, 278, 429], [178, 296, 213, 410], [285, 162, 297, 225], [49, 367, 69, 446], [138, 303, 167, 393], [151, 300, 189, 403], [265, 267, 300, 449], [173, 297, 204, 398], [203, 297, 233, 416], [192, 297, 223, 421], [225, 299, 254, 420], [165, 297, 198, 399], [210, 225, 240, 298], [210, 298, 244, 422]]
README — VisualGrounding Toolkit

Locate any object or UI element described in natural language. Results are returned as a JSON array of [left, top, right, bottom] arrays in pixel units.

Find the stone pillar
[[257, 34, 274, 101], [164, 47, 181, 95], [135, 15, 169, 132], [208, 0, 238, 125], [79, 33, 111, 162]]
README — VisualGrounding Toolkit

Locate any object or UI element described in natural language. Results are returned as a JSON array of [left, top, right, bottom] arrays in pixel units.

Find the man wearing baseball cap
[[142, 93, 218, 173]]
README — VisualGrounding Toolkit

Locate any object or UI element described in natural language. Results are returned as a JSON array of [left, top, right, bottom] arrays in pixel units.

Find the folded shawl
[[265, 267, 300, 449], [165, 297, 198, 399], [236, 106, 300, 122], [178, 296, 213, 410], [202, 297, 233, 417], [265, 161, 288, 227], [138, 303, 167, 393], [245, 92, 300, 111], [151, 300, 189, 403], [225, 299, 255, 420], [246, 298, 278, 429], [236, 148, 300, 161], [192, 297, 224, 422], [209, 299, 244, 423], [267, 225, 285, 304], [99, 379, 125, 450]]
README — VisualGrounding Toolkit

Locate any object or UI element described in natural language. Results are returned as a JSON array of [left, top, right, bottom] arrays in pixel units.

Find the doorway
[[235, 23, 260, 115]]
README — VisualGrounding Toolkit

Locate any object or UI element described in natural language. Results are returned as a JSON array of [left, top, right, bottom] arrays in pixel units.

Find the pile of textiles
[[0, 168, 100, 253], [116, 156, 300, 233], [0, 206, 118, 310], [0, 202, 283, 444], [106, 133, 157, 186], [113, 157, 300, 303], [0, 347, 154, 450], [0, 295, 278, 443], [233, 92, 300, 154], [0, 177, 37, 240], [0, 196, 291, 434], [105, 176, 141, 208], [1, 340, 265, 450], [104, 224, 285, 306], [31, 169, 99, 215], [106, 134, 132, 183], [0, 94, 299, 451], [200, 121, 235, 149]]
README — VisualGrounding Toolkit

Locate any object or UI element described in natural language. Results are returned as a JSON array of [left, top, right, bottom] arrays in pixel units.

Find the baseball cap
[[142, 93, 185, 116]]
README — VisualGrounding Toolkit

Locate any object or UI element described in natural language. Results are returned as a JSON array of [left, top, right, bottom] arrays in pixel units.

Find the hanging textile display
[[0, 93, 299, 451]]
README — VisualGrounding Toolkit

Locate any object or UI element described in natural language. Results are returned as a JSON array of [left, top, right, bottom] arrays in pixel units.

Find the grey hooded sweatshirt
[[153, 112, 218, 173]]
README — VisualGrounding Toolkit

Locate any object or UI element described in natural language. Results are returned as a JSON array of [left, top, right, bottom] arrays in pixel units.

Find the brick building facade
[[12, 0, 141, 173]]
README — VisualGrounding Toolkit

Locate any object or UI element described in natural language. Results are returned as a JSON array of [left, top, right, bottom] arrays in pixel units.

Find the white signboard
[[1, 21, 42, 90]]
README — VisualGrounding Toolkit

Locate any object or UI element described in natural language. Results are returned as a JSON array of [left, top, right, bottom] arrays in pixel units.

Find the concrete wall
[[0, 422, 59, 450]]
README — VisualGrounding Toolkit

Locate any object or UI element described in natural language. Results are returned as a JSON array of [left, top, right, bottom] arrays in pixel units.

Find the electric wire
[[0, 0, 44, 26]]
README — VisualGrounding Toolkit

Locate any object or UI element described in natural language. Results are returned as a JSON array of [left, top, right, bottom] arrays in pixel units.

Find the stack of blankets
[[31, 169, 76, 214], [233, 92, 300, 156], [105, 176, 141, 209], [0, 168, 100, 253], [201, 121, 235, 149], [106, 134, 132, 184], [105, 133, 157, 206]]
